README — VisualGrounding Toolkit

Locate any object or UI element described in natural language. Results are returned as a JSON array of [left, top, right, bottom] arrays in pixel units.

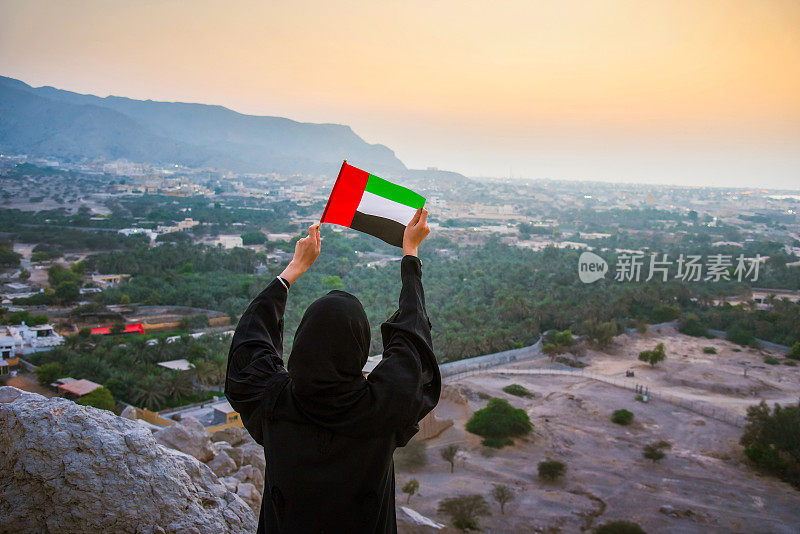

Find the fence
[[438, 337, 543, 378], [446, 367, 747, 428]]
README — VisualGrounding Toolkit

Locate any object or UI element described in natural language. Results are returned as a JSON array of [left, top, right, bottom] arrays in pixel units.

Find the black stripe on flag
[[350, 211, 405, 248]]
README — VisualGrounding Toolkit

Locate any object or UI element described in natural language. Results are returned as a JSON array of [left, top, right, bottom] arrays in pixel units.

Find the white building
[[2, 323, 65, 354]]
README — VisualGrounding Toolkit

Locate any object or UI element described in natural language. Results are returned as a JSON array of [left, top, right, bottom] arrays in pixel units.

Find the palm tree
[[131, 374, 166, 411], [162, 371, 195, 401]]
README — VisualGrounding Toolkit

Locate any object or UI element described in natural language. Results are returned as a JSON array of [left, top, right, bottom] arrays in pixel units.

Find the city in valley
[[2, 149, 799, 532]]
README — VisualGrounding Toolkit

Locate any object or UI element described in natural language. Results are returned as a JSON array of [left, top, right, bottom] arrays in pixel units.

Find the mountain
[[0, 75, 405, 175]]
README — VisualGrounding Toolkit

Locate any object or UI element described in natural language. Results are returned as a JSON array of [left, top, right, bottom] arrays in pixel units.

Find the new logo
[[578, 251, 608, 284]]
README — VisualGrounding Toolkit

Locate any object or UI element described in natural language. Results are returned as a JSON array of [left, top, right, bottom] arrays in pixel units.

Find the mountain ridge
[[0, 75, 411, 176]]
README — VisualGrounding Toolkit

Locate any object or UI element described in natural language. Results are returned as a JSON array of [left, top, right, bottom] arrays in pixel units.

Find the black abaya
[[225, 255, 441, 533]]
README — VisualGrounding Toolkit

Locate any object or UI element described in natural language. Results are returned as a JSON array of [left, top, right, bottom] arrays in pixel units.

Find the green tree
[[441, 444, 460, 473], [740, 401, 800, 489], [678, 313, 707, 337], [394, 438, 428, 471], [643, 441, 671, 463], [437, 495, 491, 532], [36, 361, 64, 385], [55, 281, 80, 304], [611, 409, 634, 426], [401, 478, 420, 504], [131, 374, 167, 411], [18, 268, 31, 282], [76, 387, 115, 411], [788, 342, 800, 361], [466, 398, 533, 448], [537, 460, 566, 482], [241, 231, 266, 245], [638, 343, 666, 367], [490, 484, 515, 514], [321, 275, 344, 290]]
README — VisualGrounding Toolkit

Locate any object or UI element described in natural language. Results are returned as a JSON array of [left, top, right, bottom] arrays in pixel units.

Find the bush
[[437, 495, 491, 532], [394, 438, 428, 471], [643, 441, 671, 463], [8, 310, 49, 326], [651, 304, 680, 323], [611, 409, 634, 426], [763, 355, 780, 365], [702, 346, 717, 354], [241, 231, 266, 245], [727, 324, 756, 347], [678, 313, 707, 337], [35, 362, 64, 386], [594, 521, 647, 534], [76, 387, 115, 412], [638, 343, 666, 367], [553, 330, 575, 347], [740, 400, 800, 489], [466, 398, 533, 448], [537, 460, 566, 481], [401, 478, 419, 504], [502, 384, 533, 398], [788, 342, 800, 361]]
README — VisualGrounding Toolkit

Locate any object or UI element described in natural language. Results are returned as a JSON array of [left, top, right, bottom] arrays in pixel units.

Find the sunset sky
[[2, 0, 799, 188]]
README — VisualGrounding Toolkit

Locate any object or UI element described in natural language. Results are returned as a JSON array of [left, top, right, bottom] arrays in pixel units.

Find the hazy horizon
[[2, 0, 798, 189]]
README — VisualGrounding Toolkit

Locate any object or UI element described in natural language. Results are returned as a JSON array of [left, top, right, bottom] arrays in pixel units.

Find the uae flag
[[320, 161, 425, 247]]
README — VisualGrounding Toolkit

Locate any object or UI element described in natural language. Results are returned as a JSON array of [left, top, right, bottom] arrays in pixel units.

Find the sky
[[1, 0, 799, 189]]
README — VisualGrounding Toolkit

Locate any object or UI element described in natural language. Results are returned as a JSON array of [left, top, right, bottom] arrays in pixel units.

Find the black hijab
[[287, 290, 372, 423]]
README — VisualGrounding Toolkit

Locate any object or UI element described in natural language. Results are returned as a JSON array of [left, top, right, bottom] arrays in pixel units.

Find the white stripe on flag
[[356, 191, 417, 226]]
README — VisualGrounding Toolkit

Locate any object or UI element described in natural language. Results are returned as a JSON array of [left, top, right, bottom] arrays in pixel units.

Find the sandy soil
[[397, 330, 800, 533]]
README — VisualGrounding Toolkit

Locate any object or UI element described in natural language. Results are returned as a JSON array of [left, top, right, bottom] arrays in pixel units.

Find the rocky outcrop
[[0, 387, 257, 533], [153, 415, 215, 462]]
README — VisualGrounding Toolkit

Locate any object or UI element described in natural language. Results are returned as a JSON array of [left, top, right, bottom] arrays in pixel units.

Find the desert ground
[[397, 328, 800, 533]]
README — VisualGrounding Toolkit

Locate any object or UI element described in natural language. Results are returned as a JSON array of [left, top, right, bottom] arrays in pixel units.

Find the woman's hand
[[280, 225, 321, 285], [402, 208, 430, 257]]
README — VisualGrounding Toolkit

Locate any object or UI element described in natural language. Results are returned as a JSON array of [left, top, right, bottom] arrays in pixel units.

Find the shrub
[[502, 384, 533, 398], [638, 343, 666, 367], [584, 319, 619, 348], [490, 484, 515, 514], [740, 400, 800, 489], [241, 231, 266, 245], [553, 330, 575, 347], [538, 460, 566, 481], [466, 398, 533, 448], [437, 495, 491, 532], [401, 478, 419, 504], [643, 441, 671, 463], [678, 313, 707, 337], [651, 304, 680, 323], [594, 521, 647, 534], [440, 444, 460, 473], [702, 346, 717, 354], [35, 361, 64, 386], [763, 355, 780, 365], [76, 387, 115, 412], [727, 324, 756, 347], [784, 360, 798, 367], [788, 342, 800, 361], [394, 438, 428, 471], [611, 409, 634, 426]]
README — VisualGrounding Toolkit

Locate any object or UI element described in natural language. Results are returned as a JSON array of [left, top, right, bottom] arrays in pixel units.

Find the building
[[90, 274, 131, 289], [157, 359, 195, 372], [1, 323, 64, 354], [90, 323, 145, 335], [55, 378, 103, 398]]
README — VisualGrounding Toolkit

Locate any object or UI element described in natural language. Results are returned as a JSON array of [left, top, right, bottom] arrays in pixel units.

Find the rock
[[220, 476, 240, 493], [211, 426, 247, 446], [233, 464, 264, 489], [238, 442, 266, 472], [153, 416, 215, 462], [236, 482, 262, 514], [226, 445, 245, 467], [207, 450, 237, 478], [0, 386, 256, 533], [212, 440, 234, 455], [120, 405, 137, 420]]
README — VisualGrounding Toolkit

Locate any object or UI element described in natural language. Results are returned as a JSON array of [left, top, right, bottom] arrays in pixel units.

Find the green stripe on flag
[[364, 174, 425, 209]]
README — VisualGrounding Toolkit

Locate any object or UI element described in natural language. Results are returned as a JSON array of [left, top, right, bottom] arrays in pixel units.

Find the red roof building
[[57, 379, 103, 397], [90, 323, 145, 335]]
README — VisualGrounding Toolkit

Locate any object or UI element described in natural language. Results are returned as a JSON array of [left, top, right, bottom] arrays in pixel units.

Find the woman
[[225, 208, 440, 533]]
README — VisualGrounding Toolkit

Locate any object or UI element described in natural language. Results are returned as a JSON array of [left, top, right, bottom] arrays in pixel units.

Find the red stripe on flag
[[320, 161, 369, 227]]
